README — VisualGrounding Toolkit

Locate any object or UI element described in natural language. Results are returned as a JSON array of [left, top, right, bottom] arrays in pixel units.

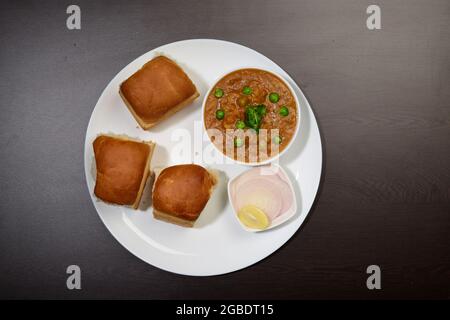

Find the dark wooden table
[[0, 0, 448, 299]]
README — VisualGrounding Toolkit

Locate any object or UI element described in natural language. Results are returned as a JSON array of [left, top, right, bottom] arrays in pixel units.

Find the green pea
[[215, 109, 225, 120], [234, 137, 244, 148], [279, 106, 289, 117], [274, 135, 282, 144], [214, 88, 224, 98], [242, 86, 252, 95], [269, 92, 280, 103], [235, 119, 246, 129]]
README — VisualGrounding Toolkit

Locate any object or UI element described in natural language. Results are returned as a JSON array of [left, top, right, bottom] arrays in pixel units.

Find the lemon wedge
[[237, 205, 270, 230]]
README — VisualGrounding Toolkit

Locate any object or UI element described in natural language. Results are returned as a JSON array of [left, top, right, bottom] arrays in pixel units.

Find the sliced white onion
[[236, 178, 282, 221]]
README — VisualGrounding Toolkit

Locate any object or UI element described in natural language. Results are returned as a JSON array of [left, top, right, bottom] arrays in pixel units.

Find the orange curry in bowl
[[204, 68, 298, 163]]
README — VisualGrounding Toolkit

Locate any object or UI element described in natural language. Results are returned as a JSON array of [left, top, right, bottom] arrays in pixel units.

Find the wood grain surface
[[0, 0, 448, 299]]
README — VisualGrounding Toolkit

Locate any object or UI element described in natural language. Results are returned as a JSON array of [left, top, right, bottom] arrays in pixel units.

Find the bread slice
[[119, 56, 199, 129], [152, 164, 217, 227], [93, 134, 155, 209]]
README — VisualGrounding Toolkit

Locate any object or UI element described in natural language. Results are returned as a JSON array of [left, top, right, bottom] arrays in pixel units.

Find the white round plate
[[84, 39, 322, 276]]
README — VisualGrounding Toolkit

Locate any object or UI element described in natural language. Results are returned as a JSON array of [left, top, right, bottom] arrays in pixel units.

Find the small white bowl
[[201, 67, 301, 166], [227, 163, 298, 232]]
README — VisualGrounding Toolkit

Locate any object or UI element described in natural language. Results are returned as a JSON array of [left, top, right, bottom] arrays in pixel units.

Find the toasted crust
[[153, 209, 195, 228], [93, 135, 155, 208], [119, 56, 199, 129], [119, 89, 198, 130], [152, 164, 217, 226]]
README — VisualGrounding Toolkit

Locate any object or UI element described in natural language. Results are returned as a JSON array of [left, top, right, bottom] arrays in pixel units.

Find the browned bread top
[[120, 56, 198, 126], [152, 164, 216, 221], [93, 135, 152, 206]]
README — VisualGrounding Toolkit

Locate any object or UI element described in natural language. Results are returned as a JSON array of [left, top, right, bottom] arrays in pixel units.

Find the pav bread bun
[[152, 164, 217, 227], [93, 135, 155, 209], [119, 56, 199, 129]]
